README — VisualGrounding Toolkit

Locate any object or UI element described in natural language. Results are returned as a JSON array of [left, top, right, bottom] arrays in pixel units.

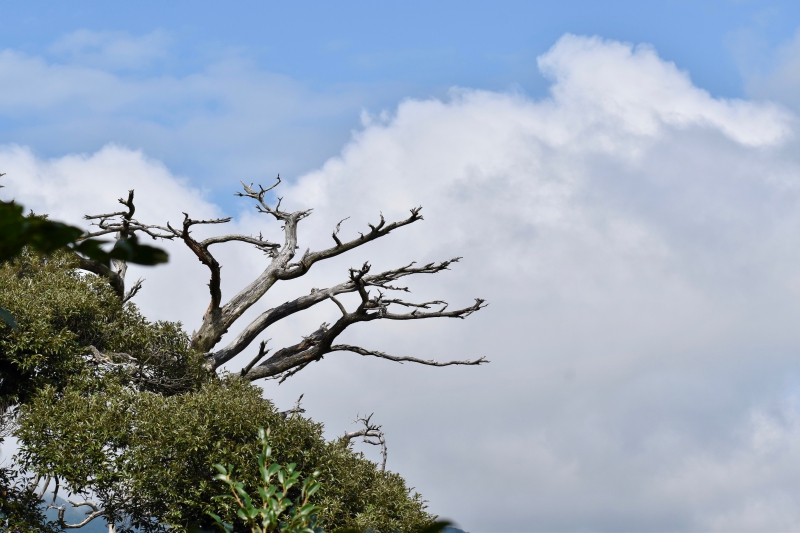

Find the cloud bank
[[4, 34, 800, 532]]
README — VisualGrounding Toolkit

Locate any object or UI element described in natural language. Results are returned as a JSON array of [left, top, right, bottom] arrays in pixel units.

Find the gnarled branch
[[78, 181, 487, 387], [341, 413, 388, 471], [279, 394, 306, 418], [208, 258, 464, 368], [78, 190, 173, 300], [330, 345, 488, 367], [51, 499, 105, 529], [240, 278, 486, 382], [77, 257, 124, 299], [188, 181, 426, 353]]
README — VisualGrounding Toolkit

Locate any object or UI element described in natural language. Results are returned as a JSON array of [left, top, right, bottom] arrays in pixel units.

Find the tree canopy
[[2, 251, 433, 532]]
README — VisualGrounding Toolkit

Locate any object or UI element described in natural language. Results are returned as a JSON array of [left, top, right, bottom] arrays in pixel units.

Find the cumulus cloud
[[4, 34, 800, 532], [0, 144, 220, 326], [279, 34, 800, 531]]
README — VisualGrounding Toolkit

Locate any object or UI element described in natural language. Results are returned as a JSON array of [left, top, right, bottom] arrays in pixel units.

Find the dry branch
[[79, 181, 487, 386], [341, 413, 388, 471]]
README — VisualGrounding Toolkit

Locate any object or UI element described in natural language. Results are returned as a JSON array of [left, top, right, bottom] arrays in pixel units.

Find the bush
[[3, 252, 432, 532]]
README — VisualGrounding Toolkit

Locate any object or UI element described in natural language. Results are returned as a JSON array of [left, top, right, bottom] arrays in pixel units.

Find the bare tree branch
[[166, 213, 237, 328], [329, 295, 348, 317], [331, 217, 349, 247], [240, 339, 270, 377], [122, 278, 144, 304], [83, 191, 174, 241], [278, 208, 424, 281], [84, 345, 199, 394], [77, 182, 488, 388], [38, 475, 51, 499], [208, 285, 349, 368], [235, 177, 292, 221], [330, 345, 488, 367], [188, 181, 427, 354], [241, 287, 486, 381], [209, 258, 464, 368], [53, 499, 105, 528], [77, 256, 124, 299], [242, 324, 332, 381], [275, 361, 312, 384], [341, 413, 388, 471], [78, 190, 172, 300], [200, 234, 280, 253], [279, 394, 306, 418], [187, 181, 312, 351]]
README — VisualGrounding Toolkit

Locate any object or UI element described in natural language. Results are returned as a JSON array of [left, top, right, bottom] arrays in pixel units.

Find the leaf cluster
[[209, 427, 322, 533], [0, 250, 204, 408], [0, 199, 167, 267]]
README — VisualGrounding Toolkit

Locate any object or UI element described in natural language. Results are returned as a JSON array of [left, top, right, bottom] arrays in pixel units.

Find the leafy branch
[[208, 427, 322, 533]]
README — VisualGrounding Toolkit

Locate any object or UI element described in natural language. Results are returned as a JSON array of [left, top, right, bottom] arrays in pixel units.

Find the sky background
[[5, 1, 800, 531]]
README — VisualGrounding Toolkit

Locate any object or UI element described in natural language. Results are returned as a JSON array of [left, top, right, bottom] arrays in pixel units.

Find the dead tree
[[79, 178, 488, 382]]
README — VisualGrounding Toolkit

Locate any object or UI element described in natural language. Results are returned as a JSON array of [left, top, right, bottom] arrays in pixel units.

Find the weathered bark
[[79, 190, 174, 300], [79, 179, 488, 382], [77, 257, 124, 298]]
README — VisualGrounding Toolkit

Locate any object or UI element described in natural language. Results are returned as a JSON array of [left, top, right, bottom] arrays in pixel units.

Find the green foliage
[[0, 200, 82, 263], [208, 427, 322, 533], [5, 255, 432, 532], [0, 250, 203, 408], [18, 378, 433, 533]]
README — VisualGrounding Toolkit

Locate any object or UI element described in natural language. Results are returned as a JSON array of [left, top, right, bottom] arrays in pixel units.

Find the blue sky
[[7, 2, 800, 532], [3, 0, 800, 210], [3, 0, 797, 97]]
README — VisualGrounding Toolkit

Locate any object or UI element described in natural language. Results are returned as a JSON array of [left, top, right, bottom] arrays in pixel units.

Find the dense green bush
[[0, 250, 203, 408], [2, 252, 432, 532]]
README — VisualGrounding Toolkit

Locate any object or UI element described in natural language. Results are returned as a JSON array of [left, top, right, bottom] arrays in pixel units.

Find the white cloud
[[0, 144, 220, 327], [540, 35, 792, 147], [4, 34, 800, 532], [740, 29, 800, 118], [278, 34, 800, 531], [0, 50, 129, 112]]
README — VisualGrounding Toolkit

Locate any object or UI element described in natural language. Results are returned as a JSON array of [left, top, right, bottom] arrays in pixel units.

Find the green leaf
[[0, 201, 82, 261], [108, 234, 169, 265], [73, 234, 168, 267], [306, 482, 320, 497]]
